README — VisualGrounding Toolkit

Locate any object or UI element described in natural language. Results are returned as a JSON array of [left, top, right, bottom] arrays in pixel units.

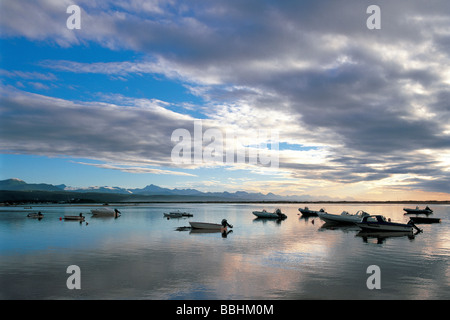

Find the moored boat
[[189, 222, 224, 230], [403, 206, 433, 214], [408, 216, 441, 224], [189, 219, 233, 231], [64, 214, 85, 221], [164, 210, 192, 218], [164, 212, 183, 218], [298, 207, 326, 217], [27, 212, 44, 219], [317, 210, 369, 224], [91, 208, 121, 217], [253, 208, 287, 219], [355, 215, 421, 232]]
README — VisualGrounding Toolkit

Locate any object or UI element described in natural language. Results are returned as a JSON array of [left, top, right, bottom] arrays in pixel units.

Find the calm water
[[0, 203, 449, 299]]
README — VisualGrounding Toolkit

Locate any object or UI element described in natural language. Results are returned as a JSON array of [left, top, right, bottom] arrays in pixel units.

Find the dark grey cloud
[[0, 88, 195, 170]]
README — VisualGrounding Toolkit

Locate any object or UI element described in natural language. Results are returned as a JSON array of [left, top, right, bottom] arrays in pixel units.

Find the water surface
[[0, 203, 449, 299]]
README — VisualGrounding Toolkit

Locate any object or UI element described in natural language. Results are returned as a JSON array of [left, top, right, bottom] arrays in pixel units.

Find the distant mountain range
[[1, 179, 447, 204], [0, 178, 319, 202]]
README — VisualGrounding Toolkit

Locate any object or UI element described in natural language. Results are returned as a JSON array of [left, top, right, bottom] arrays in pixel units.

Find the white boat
[[298, 207, 326, 217], [189, 222, 224, 230], [91, 208, 121, 217], [64, 214, 85, 221], [317, 210, 370, 224], [355, 215, 420, 232], [189, 219, 233, 231], [252, 208, 287, 219], [403, 206, 433, 214]]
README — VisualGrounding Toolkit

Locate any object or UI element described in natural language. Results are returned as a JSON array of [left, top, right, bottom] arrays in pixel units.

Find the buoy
[[59, 217, 62, 221]]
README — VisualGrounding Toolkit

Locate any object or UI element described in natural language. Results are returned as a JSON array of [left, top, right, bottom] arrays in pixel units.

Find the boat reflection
[[356, 230, 419, 244], [189, 228, 233, 238], [298, 215, 314, 223], [319, 221, 360, 232], [175, 226, 233, 238], [253, 217, 286, 225]]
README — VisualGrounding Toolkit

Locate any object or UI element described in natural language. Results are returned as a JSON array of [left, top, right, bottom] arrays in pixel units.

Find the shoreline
[[3, 200, 450, 207]]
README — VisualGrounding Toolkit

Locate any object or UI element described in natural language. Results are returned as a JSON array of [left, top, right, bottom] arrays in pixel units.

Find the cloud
[[72, 161, 197, 176], [0, 86, 194, 171], [1, 0, 450, 195]]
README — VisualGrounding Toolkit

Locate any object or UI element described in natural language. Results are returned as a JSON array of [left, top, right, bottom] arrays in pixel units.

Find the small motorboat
[[189, 219, 233, 231], [91, 208, 121, 217], [355, 215, 421, 232], [403, 206, 433, 215], [164, 212, 183, 218], [164, 210, 192, 218], [408, 216, 441, 224], [317, 210, 370, 224], [298, 207, 326, 217], [27, 212, 44, 219], [189, 222, 223, 230], [253, 208, 287, 219], [64, 214, 85, 221]]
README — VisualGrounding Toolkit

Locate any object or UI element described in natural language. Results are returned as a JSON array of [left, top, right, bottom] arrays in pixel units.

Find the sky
[[0, 0, 450, 201]]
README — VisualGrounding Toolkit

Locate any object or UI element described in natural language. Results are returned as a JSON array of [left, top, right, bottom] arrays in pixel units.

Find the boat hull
[[189, 222, 225, 230], [252, 211, 287, 219], [317, 212, 367, 224], [409, 216, 441, 224], [403, 208, 433, 214], [355, 222, 412, 232], [164, 213, 183, 218], [165, 211, 192, 218], [64, 216, 85, 221], [27, 213, 44, 219], [298, 207, 325, 217], [91, 208, 120, 217]]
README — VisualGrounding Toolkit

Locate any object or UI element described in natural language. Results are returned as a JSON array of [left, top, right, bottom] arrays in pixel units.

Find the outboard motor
[[221, 219, 233, 228], [407, 219, 422, 233]]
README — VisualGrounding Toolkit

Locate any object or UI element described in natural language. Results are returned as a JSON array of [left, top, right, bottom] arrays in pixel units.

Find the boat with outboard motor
[[27, 212, 44, 219], [189, 219, 233, 231], [253, 208, 287, 219], [317, 210, 370, 224], [403, 206, 433, 215], [64, 213, 85, 221], [164, 210, 193, 218], [91, 208, 121, 217], [298, 207, 326, 217], [355, 215, 421, 232]]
